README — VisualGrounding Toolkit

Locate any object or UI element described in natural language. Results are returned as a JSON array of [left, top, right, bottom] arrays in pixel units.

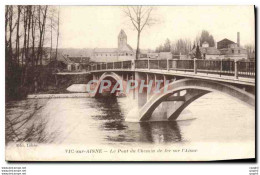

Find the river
[[5, 92, 255, 161]]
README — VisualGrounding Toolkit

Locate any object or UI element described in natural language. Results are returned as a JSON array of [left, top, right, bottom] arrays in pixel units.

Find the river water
[[5, 92, 255, 160]]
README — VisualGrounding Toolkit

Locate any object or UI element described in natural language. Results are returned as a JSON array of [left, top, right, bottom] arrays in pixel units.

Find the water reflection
[[5, 99, 58, 144], [99, 120, 185, 144], [139, 121, 183, 143], [5, 92, 255, 146], [89, 97, 184, 144]]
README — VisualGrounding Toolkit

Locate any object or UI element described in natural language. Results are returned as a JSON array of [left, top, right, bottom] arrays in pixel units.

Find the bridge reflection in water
[[93, 97, 184, 143]]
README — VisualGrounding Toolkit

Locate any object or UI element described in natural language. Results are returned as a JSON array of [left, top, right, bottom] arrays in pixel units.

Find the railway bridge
[[89, 59, 255, 122]]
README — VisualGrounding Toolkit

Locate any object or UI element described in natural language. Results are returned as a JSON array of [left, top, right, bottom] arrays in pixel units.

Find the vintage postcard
[[5, 5, 255, 161]]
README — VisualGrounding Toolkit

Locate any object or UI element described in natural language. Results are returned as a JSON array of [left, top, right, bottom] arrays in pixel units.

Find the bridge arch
[[137, 78, 255, 121], [92, 72, 124, 97]]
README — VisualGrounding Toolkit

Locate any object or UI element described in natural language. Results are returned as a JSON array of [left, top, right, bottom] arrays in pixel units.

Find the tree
[[195, 44, 202, 59], [123, 6, 156, 59], [155, 44, 163, 53], [199, 30, 215, 47], [37, 5, 48, 66], [15, 6, 21, 65], [170, 38, 192, 55], [55, 6, 60, 62], [5, 5, 60, 100], [244, 44, 255, 60], [31, 6, 36, 68], [163, 38, 171, 52], [46, 6, 58, 62], [192, 42, 196, 50]]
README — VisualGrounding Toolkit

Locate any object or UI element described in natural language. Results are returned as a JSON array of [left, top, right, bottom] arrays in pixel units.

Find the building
[[217, 39, 236, 50], [64, 55, 91, 71], [159, 52, 173, 60], [147, 52, 159, 59], [200, 41, 221, 59], [189, 32, 248, 60], [91, 30, 135, 62], [189, 42, 221, 59], [138, 50, 172, 60], [217, 32, 247, 60], [176, 54, 188, 60], [47, 52, 70, 72]]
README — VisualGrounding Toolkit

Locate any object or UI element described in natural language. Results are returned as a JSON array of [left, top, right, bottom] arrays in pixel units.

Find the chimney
[[237, 32, 240, 47]]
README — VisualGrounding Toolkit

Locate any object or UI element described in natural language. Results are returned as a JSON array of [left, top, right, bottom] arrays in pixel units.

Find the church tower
[[118, 29, 127, 49]]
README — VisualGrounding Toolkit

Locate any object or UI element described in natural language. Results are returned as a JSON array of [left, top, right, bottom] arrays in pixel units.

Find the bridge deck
[[90, 68, 255, 86]]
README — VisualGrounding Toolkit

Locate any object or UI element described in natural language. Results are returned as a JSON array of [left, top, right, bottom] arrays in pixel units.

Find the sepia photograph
[[4, 5, 255, 161]]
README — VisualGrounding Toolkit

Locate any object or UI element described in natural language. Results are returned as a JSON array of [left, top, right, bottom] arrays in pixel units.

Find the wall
[[223, 55, 248, 60], [205, 55, 223, 60], [159, 52, 172, 59]]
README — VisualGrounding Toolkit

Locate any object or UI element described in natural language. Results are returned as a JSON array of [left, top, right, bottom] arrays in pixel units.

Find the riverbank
[[66, 84, 90, 93], [27, 93, 91, 99], [27, 84, 93, 99]]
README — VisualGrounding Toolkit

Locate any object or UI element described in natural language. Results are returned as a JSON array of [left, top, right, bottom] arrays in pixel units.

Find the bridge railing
[[90, 59, 255, 79], [169, 59, 194, 72], [107, 62, 113, 69], [135, 60, 148, 69], [123, 61, 132, 69], [97, 64, 101, 70], [237, 61, 255, 77], [221, 60, 235, 75], [101, 63, 106, 70], [114, 62, 122, 69], [196, 60, 235, 76], [149, 60, 158, 69]]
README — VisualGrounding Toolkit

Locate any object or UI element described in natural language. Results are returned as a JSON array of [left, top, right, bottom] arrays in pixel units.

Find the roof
[[51, 52, 69, 63], [200, 47, 220, 55], [58, 48, 93, 57], [217, 38, 235, 44], [190, 47, 220, 55], [126, 44, 133, 51], [68, 57, 90, 63], [60, 55, 73, 64], [48, 52, 72, 65], [93, 48, 118, 53], [118, 29, 127, 38]]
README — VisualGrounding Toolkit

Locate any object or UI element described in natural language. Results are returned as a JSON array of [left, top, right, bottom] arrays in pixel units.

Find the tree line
[[155, 30, 215, 55], [5, 5, 60, 100]]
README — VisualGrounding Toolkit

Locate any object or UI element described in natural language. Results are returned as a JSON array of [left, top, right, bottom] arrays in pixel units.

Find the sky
[[58, 6, 255, 50]]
